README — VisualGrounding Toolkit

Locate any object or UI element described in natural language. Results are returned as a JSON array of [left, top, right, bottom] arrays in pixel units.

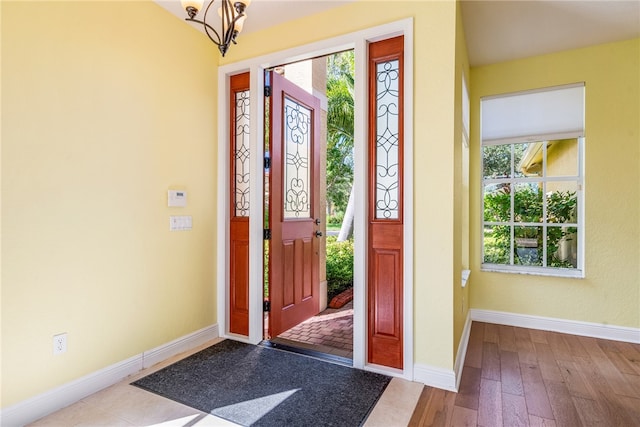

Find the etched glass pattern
[[234, 90, 250, 217], [375, 60, 400, 219], [283, 97, 311, 218]]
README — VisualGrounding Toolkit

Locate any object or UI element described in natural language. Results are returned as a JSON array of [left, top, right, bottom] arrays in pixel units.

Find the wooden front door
[[268, 70, 322, 338]]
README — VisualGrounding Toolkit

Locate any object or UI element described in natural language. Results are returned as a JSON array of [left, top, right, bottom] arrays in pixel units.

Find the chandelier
[[181, 0, 251, 57]]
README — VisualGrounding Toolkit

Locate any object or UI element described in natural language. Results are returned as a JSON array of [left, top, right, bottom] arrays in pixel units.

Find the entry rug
[[132, 340, 391, 426]]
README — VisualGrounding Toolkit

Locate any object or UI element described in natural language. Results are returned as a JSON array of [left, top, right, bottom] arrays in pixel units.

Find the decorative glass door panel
[[234, 89, 250, 217], [375, 60, 400, 220], [283, 97, 311, 219]]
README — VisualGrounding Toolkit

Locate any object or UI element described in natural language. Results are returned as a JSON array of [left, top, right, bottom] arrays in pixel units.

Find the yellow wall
[[227, 1, 462, 370], [470, 38, 640, 328], [1, 1, 218, 406], [453, 0, 471, 364]]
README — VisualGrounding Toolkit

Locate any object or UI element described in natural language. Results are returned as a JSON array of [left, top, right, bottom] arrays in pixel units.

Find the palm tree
[[326, 51, 355, 240]]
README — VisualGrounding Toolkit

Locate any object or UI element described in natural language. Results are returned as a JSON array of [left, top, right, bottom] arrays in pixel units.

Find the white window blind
[[481, 83, 585, 144]]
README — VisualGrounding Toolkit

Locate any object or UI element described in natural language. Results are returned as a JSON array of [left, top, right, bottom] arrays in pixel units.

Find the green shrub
[[327, 213, 344, 226], [325, 236, 353, 300], [483, 189, 577, 268]]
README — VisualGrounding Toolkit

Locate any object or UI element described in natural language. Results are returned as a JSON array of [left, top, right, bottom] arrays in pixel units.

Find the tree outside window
[[482, 138, 581, 274]]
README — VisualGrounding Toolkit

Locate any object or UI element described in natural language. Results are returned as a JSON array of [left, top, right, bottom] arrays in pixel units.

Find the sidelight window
[[374, 59, 401, 220]]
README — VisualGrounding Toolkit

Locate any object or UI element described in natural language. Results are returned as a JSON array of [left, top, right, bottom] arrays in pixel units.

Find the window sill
[[462, 269, 471, 287], [481, 264, 584, 279]]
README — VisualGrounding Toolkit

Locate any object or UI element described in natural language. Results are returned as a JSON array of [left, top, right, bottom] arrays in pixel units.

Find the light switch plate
[[170, 215, 192, 231]]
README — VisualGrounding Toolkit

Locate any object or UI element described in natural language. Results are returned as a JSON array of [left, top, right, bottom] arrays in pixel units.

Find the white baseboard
[[470, 309, 640, 344], [413, 312, 471, 393], [413, 363, 457, 392], [142, 323, 219, 369], [453, 313, 472, 391], [413, 308, 640, 394], [1, 355, 143, 427], [1, 323, 219, 427]]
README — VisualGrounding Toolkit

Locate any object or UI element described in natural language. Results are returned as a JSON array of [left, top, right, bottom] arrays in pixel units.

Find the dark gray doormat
[[132, 339, 391, 426]]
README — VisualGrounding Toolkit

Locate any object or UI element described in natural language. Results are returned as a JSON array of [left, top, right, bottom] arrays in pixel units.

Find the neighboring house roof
[[518, 141, 545, 176]]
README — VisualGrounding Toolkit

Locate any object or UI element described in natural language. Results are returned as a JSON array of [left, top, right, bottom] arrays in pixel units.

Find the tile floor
[[27, 337, 422, 427]]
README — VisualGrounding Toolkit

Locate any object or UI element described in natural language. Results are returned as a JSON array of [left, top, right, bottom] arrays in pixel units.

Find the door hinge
[[263, 228, 271, 240], [263, 300, 271, 312], [264, 85, 272, 98], [264, 156, 271, 170]]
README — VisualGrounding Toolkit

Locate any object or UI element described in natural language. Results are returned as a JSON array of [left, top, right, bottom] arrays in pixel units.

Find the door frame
[[216, 18, 414, 379]]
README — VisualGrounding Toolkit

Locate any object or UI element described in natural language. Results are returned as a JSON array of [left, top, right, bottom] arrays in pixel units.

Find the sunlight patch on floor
[[144, 412, 239, 426], [210, 389, 300, 425]]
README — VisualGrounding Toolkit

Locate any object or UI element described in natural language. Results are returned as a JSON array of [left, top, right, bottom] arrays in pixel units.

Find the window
[[462, 72, 470, 148], [481, 84, 584, 277]]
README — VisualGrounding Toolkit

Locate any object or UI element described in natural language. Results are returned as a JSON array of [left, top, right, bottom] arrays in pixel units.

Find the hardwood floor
[[409, 322, 640, 426]]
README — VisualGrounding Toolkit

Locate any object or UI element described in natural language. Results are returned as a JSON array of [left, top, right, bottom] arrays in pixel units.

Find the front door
[[268, 70, 322, 337]]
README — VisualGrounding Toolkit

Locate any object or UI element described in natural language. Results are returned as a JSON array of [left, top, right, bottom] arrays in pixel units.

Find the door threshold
[[260, 340, 353, 367]]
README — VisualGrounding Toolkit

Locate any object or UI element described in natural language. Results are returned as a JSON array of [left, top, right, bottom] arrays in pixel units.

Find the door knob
[[314, 218, 321, 225], [315, 231, 323, 237]]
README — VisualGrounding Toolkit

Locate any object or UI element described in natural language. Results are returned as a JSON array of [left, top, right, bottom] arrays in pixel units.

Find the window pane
[[514, 226, 542, 266], [514, 182, 542, 223], [514, 142, 542, 177], [484, 225, 510, 264], [483, 184, 511, 222], [375, 59, 400, 219], [234, 89, 250, 217], [547, 226, 578, 268], [483, 145, 511, 179], [283, 97, 311, 219], [546, 183, 578, 223], [547, 138, 578, 177], [481, 137, 583, 275]]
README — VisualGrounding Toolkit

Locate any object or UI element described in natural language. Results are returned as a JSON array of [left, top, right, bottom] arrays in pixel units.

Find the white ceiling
[[154, 1, 354, 37], [156, 0, 640, 66], [461, 0, 640, 66]]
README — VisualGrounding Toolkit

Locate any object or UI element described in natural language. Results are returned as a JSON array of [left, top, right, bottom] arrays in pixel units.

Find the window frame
[[480, 84, 585, 278]]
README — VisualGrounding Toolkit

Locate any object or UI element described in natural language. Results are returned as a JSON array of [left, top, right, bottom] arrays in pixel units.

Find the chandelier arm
[[204, 0, 225, 46], [221, 0, 235, 48], [228, 14, 244, 45], [184, 16, 223, 46]]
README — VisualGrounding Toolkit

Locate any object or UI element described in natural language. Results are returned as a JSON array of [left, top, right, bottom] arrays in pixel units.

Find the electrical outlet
[[53, 333, 67, 355]]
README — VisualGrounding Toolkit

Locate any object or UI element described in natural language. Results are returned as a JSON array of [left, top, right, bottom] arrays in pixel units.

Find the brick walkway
[[271, 301, 353, 359]]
